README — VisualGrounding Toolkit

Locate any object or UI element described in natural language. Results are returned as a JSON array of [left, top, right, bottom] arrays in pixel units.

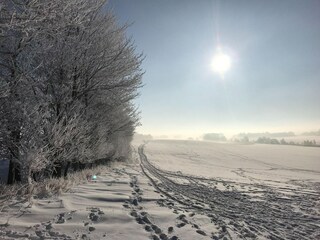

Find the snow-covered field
[[142, 140, 320, 239], [144, 140, 320, 182], [0, 140, 319, 239]]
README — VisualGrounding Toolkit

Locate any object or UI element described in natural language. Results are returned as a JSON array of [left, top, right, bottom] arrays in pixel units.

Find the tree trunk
[[7, 158, 21, 184], [20, 160, 32, 185], [64, 162, 70, 178]]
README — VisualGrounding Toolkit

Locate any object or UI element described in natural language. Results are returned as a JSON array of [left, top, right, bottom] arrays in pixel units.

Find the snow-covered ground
[[144, 140, 320, 183], [0, 140, 319, 239], [142, 140, 320, 239]]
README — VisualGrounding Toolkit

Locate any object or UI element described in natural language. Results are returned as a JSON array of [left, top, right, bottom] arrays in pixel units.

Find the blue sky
[[109, 0, 320, 137]]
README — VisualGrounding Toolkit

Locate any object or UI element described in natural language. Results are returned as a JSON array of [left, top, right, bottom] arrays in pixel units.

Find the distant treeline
[[233, 137, 319, 147], [235, 132, 295, 139], [0, 0, 143, 185], [255, 137, 318, 147], [203, 133, 227, 141], [301, 130, 320, 136]]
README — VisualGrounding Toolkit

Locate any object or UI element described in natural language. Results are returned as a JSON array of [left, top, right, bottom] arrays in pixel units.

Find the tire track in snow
[[139, 144, 320, 240]]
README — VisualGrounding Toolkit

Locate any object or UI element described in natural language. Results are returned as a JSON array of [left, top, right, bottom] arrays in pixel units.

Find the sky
[[109, 0, 320, 138]]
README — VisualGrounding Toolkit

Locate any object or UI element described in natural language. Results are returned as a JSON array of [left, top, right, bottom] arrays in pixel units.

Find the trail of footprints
[[0, 208, 103, 240], [124, 175, 180, 240], [54, 206, 106, 239], [125, 173, 225, 240], [158, 198, 230, 240]]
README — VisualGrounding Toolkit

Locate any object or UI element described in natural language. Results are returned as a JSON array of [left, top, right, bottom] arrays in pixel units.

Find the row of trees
[[256, 137, 318, 146], [0, 0, 143, 184], [203, 133, 226, 142]]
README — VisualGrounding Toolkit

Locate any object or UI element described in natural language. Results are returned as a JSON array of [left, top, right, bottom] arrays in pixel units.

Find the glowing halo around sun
[[211, 50, 231, 77]]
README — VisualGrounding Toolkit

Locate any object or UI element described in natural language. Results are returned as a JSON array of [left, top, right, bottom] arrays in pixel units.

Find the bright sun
[[211, 51, 231, 77]]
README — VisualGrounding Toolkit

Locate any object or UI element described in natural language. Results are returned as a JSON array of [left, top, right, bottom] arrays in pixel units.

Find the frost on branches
[[0, 0, 143, 184]]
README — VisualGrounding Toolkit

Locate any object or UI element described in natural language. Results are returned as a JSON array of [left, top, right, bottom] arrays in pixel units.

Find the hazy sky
[[109, 0, 320, 137]]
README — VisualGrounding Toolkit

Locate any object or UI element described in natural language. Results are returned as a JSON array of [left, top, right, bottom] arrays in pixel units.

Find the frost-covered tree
[[0, 0, 143, 184]]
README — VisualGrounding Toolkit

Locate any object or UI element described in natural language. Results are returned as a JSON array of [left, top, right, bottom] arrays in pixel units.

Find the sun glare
[[211, 51, 231, 77]]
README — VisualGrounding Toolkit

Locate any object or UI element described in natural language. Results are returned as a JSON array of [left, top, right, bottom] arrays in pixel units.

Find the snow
[[0, 139, 319, 239], [144, 140, 320, 183]]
